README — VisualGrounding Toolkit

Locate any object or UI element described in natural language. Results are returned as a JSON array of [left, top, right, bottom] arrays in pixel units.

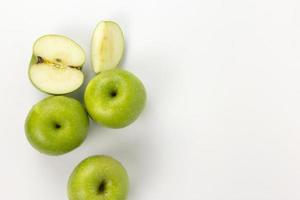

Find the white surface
[[0, 0, 298, 199]]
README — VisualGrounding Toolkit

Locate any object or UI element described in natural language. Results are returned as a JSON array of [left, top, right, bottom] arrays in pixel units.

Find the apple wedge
[[91, 21, 124, 73], [29, 35, 86, 94]]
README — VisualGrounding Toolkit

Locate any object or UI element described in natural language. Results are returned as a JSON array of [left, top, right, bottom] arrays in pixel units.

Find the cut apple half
[[29, 35, 86, 94], [91, 21, 124, 73]]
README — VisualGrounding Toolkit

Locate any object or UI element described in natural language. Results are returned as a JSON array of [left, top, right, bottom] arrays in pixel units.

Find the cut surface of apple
[[29, 35, 85, 94], [91, 21, 124, 73]]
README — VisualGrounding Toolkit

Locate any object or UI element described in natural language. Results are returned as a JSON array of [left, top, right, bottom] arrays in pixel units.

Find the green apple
[[29, 34, 86, 94], [68, 155, 129, 200], [84, 69, 146, 128], [25, 96, 89, 155], [91, 21, 124, 73]]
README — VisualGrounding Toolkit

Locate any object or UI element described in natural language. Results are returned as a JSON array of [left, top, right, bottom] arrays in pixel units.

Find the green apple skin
[[25, 96, 89, 155], [84, 69, 146, 128], [68, 155, 129, 200]]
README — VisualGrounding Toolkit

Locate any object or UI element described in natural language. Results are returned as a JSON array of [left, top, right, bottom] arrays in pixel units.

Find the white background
[[0, 0, 299, 199]]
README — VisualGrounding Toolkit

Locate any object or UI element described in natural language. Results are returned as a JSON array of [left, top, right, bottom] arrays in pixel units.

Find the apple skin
[[25, 96, 89, 155], [84, 69, 146, 128], [68, 155, 129, 200]]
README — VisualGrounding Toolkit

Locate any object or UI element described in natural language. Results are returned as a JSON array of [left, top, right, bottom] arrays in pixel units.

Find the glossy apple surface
[[84, 69, 146, 128], [25, 96, 89, 155], [68, 155, 129, 200]]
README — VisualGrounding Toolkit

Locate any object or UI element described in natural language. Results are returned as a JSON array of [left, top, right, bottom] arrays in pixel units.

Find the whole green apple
[[84, 69, 146, 128], [68, 155, 129, 200], [25, 96, 89, 155]]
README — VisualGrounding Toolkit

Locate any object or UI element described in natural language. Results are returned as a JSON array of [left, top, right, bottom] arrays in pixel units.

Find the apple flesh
[[25, 96, 89, 155], [84, 69, 146, 128], [68, 155, 129, 200], [29, 35, 86, 94], [91, 21, 124, 73]]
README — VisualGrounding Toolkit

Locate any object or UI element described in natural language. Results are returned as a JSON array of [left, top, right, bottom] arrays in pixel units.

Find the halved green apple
[[29, 35, 86, 94], [91, 21, 124, 73]]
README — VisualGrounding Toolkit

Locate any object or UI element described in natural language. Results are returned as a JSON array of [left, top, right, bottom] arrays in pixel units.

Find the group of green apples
[[25, 21, 146, 200]]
